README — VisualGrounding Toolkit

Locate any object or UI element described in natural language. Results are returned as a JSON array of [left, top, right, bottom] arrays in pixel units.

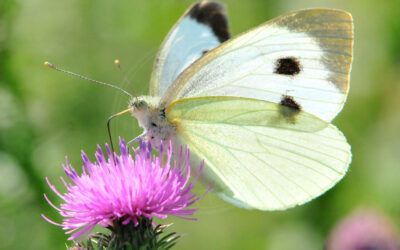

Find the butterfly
[[54, 1, 351, 211]]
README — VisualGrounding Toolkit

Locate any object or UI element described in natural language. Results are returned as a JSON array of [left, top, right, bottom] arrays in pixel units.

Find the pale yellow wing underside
[[167, 97, 351, 210]]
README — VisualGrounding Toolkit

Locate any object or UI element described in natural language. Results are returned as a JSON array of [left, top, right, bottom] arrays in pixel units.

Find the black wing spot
[[274, 57, 301, 76], [280, 95, 301, 110], [186, 2, 231, 42], [202, 49, 210, 55], [279, 95, 301, 123]]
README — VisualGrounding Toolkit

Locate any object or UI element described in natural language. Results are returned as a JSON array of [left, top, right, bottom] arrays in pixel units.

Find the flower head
[[326, 208, 400, 250], [42, 139, 207, 241]]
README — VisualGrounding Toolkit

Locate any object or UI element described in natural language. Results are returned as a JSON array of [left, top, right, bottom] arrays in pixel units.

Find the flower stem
[[75, 217, 180, 250], [109, 217, 158, 249]]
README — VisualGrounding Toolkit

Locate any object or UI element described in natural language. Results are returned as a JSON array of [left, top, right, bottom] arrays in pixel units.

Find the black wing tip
[[186, 1, 231, 42]]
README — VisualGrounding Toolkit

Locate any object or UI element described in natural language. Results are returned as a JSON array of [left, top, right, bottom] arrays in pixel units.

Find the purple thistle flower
[[326, 208, 400, 250], [42, 139, 208, 241]]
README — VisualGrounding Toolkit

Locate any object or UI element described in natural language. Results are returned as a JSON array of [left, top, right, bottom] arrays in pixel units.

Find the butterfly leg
[[127, 132, 146, 146]]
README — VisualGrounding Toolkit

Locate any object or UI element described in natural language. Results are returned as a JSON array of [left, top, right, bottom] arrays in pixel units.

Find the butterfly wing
[[162, 9, 353, 122], [167, 97, 351, 210], [149, 1, 231, 97]]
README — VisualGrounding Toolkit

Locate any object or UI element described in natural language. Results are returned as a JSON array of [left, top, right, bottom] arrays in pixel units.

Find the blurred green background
[[1, 0, 399, 249]]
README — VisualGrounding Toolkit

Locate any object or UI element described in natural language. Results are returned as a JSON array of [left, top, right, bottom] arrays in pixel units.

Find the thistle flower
[[42, 139, 207, 243], [326, 208, 400, 250]]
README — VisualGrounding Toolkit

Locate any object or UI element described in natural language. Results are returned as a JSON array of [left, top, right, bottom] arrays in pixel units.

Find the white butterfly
[[125, 1, 353, 210]]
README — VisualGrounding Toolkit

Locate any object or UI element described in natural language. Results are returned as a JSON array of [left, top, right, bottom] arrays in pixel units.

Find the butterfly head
[[130, 97, 148, 110], [129, 96, 151, 123], [129, 95, 161, 111], [129, 96, 163, 128]]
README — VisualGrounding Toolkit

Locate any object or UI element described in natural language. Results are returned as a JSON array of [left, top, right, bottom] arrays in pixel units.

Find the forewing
[[162, 9, 353, 122], [167, 97, 351, 210], [150, 1, 230, 97]]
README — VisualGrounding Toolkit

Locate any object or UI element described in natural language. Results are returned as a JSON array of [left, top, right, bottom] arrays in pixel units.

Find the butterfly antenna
[[44, 61, 133, 98], [114, 59, 138, 100]]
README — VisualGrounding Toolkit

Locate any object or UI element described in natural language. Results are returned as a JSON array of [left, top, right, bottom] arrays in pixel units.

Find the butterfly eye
[[130, 100, 147, 109], [138, 101, 146, 108]]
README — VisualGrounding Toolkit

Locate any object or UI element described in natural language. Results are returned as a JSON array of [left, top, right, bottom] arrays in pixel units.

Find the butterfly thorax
[[129, 96, 176, 149]]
